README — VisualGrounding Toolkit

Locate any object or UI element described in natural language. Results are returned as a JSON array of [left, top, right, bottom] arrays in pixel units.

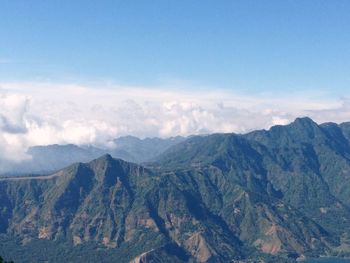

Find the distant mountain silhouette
[[0, 136, 185, 175]]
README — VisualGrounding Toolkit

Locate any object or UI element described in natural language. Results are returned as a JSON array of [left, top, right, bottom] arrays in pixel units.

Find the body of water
[[304, 258, 350, 263]]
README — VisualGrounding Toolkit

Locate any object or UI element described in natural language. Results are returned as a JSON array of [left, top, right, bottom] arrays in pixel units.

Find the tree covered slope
[[1, 118, 350, 262]]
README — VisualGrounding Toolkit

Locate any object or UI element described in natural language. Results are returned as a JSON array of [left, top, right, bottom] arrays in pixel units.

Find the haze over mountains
[[1, 117, 350, 262], [0, 136, 185, 176]]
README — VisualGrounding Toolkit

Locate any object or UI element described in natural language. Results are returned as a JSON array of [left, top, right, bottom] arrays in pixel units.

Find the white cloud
[[0, 93, 28, 133], [0, 81, 348, 161]]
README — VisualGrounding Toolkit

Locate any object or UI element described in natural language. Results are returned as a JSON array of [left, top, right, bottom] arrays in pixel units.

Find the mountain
[[22, 144, 106, 174], [244, 118, 350, 236], [1, 118, 350, 262], [112, 135, 185, 163], [0, 155, 239, 262], [0, 136, 185, 176], [154, 117, 350, 258]]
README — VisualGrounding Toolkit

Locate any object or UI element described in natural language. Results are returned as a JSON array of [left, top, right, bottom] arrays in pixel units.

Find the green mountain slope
[[1, 118, 350, 262], [244, 118, 350, 237]]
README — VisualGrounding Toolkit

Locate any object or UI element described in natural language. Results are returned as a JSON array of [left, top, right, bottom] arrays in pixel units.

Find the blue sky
[[0, 1, 350, 158], [1, 0, 350, 95]]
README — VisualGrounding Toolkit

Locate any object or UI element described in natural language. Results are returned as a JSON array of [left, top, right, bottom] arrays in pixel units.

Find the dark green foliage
[[0, 255, 14, 263], [2, 118, 350, 262]]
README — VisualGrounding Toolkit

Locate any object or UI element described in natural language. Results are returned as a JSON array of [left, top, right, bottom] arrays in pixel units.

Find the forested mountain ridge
[[1, 118, 350, 262]]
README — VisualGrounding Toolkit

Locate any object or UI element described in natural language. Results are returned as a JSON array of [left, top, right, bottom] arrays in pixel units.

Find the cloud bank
[[0, 81, 348, 161]]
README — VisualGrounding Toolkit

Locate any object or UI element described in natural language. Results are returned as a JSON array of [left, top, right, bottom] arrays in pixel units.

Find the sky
[[0, 1, 350, 160]]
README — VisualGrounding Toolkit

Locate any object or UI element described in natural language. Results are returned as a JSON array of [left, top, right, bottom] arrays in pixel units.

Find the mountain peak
[[94, 153, 114, 164], [292, 116, 317, 126], [286, 117, 320, 134], [89, 153, 115, 166]]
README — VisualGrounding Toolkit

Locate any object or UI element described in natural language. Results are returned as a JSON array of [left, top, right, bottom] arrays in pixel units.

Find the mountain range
[[0, 136, 185, 176], [1, 117, 350, 262]]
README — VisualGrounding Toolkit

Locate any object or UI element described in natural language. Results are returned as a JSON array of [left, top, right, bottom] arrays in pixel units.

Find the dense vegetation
[[1, 117, 350, 262], [0, 256, 14, 263]]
